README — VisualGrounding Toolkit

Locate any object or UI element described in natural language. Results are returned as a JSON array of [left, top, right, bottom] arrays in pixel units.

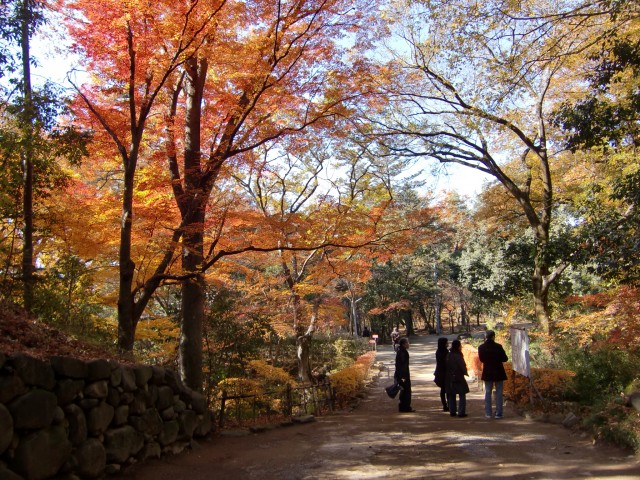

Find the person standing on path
[[478, 329, 509, 419], [394, 337, 414, 412], [445, 339, 469, 417], [391, 326, 400, 351], [433, 337, 449, 412]]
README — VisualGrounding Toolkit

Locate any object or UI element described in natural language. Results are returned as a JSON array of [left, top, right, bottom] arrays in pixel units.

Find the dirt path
[[124, 335, 640, 479]]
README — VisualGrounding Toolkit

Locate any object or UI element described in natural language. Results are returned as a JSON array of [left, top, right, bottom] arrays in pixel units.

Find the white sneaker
[[485, 414, 492, 419], [495, 414, 503, 419]]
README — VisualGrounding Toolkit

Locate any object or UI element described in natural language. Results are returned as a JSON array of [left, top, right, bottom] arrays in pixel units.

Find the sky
[[427, 163, 493, 199]]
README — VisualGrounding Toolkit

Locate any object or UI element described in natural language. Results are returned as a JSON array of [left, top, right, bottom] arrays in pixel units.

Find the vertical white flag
[[510, 327, 531, 377]]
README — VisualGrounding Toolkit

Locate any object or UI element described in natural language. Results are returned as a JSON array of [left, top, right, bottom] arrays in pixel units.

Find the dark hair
[[437, 337, 448, 350], [451, 339, 462, 352], [399, 337, 409, 347]]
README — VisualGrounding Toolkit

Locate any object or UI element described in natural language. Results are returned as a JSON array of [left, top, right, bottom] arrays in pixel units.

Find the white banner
[[510, 327, 531, 377]]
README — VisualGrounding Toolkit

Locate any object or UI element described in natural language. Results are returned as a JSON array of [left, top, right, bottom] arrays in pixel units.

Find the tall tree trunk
[[532, 239, 551, 334], [117, 165, 137, 352], [179, 56, 208, 390], [434, 265, 442, 335], [402, 310, 414, 336], [280, 251, 301, 331], [349, 286, 360, 336], [297, 300, 318, 383], [20, 0, 34, 312]]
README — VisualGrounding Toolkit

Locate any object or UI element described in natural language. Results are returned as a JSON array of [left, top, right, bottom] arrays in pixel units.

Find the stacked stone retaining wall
[[0, 351, 213, 479]]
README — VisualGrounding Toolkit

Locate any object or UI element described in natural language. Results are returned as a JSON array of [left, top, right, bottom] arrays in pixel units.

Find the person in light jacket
[[478, 329, 508, 418], [391, 326, 400, 351], [445, 339, 469, 417]]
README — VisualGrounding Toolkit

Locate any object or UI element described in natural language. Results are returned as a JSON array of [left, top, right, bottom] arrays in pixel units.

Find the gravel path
[[123, 335, 640, 480]]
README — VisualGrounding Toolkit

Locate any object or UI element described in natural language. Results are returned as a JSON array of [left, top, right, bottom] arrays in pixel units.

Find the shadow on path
[[125, 334, 640, 480]]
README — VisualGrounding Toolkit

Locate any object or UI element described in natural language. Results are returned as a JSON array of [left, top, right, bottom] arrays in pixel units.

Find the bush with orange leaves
[[503, 363, 576, 406], [462, 344, 482, 378], [329, 351, 376, 408], [559, 285, 640, 348]]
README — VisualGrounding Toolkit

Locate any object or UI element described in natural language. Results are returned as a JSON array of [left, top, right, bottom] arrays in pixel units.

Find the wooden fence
[[215, 381, 335, 429]]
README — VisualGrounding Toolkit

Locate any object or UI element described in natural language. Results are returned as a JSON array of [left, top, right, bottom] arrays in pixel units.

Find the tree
[[372, 0, 628, 332], [62, 0, 227, 358], [64, 0, 389, 388], [553, 7, 640, 284], [0, 0, 45, 311], [360, 190, 452, 336], [156, 0, 387, 388], [1, 0, 88, 311], [234, 136, 430, 381]]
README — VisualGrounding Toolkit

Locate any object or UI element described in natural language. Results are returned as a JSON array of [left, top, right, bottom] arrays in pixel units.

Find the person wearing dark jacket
[[394, 337, 414, 412], [445, 339, 469, 417], [433, 337, 449, 412], [478, 330, 509, 419]]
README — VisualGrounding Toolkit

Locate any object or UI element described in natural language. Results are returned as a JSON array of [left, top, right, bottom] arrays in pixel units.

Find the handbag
[[385, 382, 403, 399]]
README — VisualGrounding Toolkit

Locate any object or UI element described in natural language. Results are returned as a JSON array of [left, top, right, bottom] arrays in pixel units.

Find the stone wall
[[0, 352, 213, 480]]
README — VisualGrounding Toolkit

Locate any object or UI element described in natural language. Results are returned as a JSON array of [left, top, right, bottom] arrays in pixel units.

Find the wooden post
[[285, 384, 292, 416], [218, 390, 227, 429], [326, 382, 334, 413]]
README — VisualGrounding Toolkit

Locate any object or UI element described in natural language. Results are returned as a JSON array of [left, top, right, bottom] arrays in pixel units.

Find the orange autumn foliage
[[503, 363, 576, 406], [461, 344, 575, 406], [461, 343, 483, 379], [560, 286, 640, 348]]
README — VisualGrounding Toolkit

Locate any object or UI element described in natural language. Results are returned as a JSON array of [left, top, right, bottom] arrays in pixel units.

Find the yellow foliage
[[135, 317, 180, 341], [503, 363, 575, 406], [329, 351, 375, 406], [248, 360, 293, 386], [216, 377, 264, 398]]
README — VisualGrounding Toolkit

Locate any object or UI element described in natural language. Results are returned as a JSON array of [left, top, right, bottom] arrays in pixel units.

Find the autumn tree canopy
[[1, 0, 638, 404], [360, 0, 640, 333]]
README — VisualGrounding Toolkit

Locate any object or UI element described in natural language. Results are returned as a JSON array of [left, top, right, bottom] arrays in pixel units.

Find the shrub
[[248, 360, 293, 386], [203, 293, 275, 386], [329, 351, 375, 407], [461, 344, 482, 378], [561, 345, 637, 406], [583, 401, 640, 453], [216, 377, 264, 398], [331, 337, 370, 371], [503, 363, 576, 405]]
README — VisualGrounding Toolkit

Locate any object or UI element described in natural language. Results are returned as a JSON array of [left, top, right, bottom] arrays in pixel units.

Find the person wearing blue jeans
[[484, 379, 504, 418], [478, 330, 508, 418]]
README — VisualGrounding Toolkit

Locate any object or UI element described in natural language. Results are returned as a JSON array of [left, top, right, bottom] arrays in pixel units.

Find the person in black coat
[[478, 330, 509, 418], [445, 339, 469, 417], [394, 337, 414, 412], [433, 337, 449, 412]]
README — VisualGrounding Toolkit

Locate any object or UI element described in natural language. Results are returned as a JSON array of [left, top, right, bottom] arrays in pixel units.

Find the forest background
[[1, 0, 639, 451]]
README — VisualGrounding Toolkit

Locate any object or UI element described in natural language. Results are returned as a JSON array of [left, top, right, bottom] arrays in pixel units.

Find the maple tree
[[230, 134, 434, 381], [60, 0, 242, 366], [158, 0, 391, 388], [60, 0, 393, 388]]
